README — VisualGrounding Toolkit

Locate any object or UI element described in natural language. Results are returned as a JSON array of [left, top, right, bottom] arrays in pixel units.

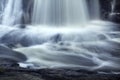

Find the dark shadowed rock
[[0, 73, 43, 80], [0, 30, 22, 48], [50, 34, 61, 43], [20, 36, 46, 47], [0, 45, 27, 63], [15, 24, 26, 29]]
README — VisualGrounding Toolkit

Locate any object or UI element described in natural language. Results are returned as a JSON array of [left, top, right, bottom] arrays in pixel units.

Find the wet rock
[[98, 34, 107, 40], [0, 45, 27, 63], [109, 13, 120, 23], [38, 68, 120, 80], [0, 73, 43, 80], [20, 36, 32, 47], [0, 67, 120, 80], [22, 0, 34, 24], [100, 0, 120, 23], [0, 67, 5, 74], [50, 34, 61, 43], [15, 24, 26, 29], [0, 29, 24, 48], [20, 36, 45, 47]]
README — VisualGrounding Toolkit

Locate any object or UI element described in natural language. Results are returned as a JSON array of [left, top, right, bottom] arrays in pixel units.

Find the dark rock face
[[99, 0, 112, 20], [108, 0, 120, 23], [0, 67, 120, 80], [99, 0, 120, 23], [0, 45, 27, 63], [50, 34, 61, 43], [20, 0, 120, 24], [38, 69, 120, 80], [15, 24, 26, 29], [0, 72, 43, 80], [22, 0, 34, 24]]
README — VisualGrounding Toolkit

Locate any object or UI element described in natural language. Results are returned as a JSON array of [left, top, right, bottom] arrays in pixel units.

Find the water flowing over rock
[[0, 44, 27, 63], [0, 0, 120, 73], [1, 0, 23, 25], [32, 0, 100, 26]]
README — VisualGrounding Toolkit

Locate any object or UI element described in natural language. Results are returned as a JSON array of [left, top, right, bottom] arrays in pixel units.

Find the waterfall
[[1, 0, 101, 26], [0, 0, 120, 72], [88, 0, 100, 19], [2, 0, 23, 25], [111, 0, 116, 13], [109, 0, 119, 20], [32, 0, 90, 26], [32, 0, 100, 26]]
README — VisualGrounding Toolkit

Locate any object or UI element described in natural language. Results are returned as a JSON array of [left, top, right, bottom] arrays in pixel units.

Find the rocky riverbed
[[0, 41, 120, 80], [0, 66, 120, 80], [0, 24, 120, 80]]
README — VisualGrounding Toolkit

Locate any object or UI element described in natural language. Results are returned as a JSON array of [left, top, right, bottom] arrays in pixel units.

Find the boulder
[[0, 45, 27, 64]]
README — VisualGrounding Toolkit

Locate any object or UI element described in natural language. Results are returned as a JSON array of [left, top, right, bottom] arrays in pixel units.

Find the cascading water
[[2, 0, 23, 25], [32, 0, 90, 26], [111, 0, 116, 13], [88, 0, 100, 19], [32, 0, 100, 26], [0, 0, 120, 72], [109, 0, 116, 17], [109, 0, 120, 18]]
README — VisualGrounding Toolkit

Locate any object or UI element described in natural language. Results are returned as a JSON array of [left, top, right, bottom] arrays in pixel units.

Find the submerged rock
[[50, 34, 61, 43], [0, 29, 24, 48], [15, 24, 26, 29]]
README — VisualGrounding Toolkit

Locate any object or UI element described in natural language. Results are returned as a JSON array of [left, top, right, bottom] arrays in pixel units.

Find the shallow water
[[0, 21, 120, 72], [0, 21, 116, 71]]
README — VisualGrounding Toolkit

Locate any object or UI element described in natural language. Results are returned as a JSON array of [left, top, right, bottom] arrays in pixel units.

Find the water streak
[[2, 0, 23, 25], [32, 0, 90, 26], [0, 0, 120, 72]]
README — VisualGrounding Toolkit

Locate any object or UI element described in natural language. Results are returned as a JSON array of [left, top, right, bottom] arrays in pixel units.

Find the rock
[[109, 13, 120, 23], [98, 34, 107, 40], [15, 24, 26, 29], [0, 45, 27, 64], [20, 36, 43, 47], [50, 34, 61, 43], [0, 67, 120, 80], [0, 67, 5, 74], [0, 73, 43, 80], [0, 29, 23, 48], [38, 68, 120, 80]]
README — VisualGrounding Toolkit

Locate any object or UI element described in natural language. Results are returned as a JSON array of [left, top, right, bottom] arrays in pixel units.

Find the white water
[[32, 0, 90, 26], [0, 0, 120, 72], [0, 21, 120, 71], [0, 21, 119, 71], [10, 23, 119, 70], [2, 0, 23, 25]]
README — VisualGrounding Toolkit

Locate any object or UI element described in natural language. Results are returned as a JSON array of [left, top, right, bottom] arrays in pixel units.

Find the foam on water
[[0, 0, 120, 72], [3, 21, 117, 71]]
